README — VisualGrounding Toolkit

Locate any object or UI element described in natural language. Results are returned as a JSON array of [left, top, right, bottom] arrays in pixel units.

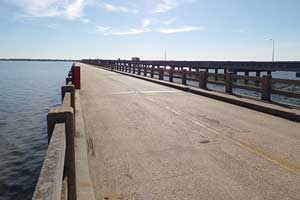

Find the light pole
[[264, 38, 275, 75], [268, 38, 275, 62], [271, 39, 275, 62]]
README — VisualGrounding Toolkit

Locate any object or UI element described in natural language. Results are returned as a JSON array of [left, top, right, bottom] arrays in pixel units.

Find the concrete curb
[[75, 90, 96, 200], [85, 64, 300, 123]]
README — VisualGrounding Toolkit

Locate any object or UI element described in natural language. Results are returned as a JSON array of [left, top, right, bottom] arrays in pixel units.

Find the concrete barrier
[[33, 65, 78, 200]]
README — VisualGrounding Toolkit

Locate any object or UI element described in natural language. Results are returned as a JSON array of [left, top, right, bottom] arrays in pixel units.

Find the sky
[[0, 0, 299, 61]]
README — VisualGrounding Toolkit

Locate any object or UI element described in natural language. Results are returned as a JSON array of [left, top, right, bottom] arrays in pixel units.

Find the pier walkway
[[79, 63, 300, 199]]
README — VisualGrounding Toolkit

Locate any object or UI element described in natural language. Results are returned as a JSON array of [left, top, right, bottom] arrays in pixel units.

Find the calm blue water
[[0, 61, 71, 200]]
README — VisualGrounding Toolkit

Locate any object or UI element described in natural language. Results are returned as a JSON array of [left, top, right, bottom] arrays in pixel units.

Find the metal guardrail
[[82, 59, 300, 72], [33, 67, 77, 200], [85, 61, 300, 103]]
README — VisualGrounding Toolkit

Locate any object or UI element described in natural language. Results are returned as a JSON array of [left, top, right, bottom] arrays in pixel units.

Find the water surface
[[0, 61, 71, 200]]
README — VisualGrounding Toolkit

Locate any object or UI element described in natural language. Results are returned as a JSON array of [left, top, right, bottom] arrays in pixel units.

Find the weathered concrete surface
[[79, 63, 300, 200], [96, 65, 300, 122], [32, 124, 65, 200], [75, 90, 96, 200]]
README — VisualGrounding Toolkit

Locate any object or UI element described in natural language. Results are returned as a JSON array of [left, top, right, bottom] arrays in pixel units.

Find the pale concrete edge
[[82, 63, 300, 123], [75, 90, 96, 200]]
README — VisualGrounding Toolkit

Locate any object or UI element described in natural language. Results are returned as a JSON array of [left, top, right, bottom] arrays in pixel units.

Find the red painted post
[[72, 66, 81, 89]]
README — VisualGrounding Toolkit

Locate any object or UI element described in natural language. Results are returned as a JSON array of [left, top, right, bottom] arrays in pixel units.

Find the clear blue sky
[[0, 0, 299, 61]]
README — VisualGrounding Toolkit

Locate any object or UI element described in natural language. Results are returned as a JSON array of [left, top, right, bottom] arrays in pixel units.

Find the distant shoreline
[[0, 59, 76, 62]]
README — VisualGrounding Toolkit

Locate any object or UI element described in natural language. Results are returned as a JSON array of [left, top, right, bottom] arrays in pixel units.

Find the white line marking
[[111, 90, 181, 95], [140, 90, 181, 94]]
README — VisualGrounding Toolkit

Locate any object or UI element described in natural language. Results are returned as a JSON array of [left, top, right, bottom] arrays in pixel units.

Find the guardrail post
[[225, 72, 233, 93], [151, 66, 154, 78], [144, 65, 147, 76], [182, 70, 187, 85], [66, 77, 72, 85], [47, 107, 76, 200], [255, 71, 260, 86], [169, 68, 173, 82], [159, 68, 164, 80], [261, 75, 271, 101], [61, 85, 75, 110], [199, 71, 208, 89], [137, 65, 141, 75], [214, 69, 218, 81], [133, 65, 136, 74], [244, 71, 249, 84]]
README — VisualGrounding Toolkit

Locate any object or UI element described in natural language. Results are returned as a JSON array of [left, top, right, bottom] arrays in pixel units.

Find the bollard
[[225, 72, 233, 93], [169, 68, 173, 82], [182, 70, 187, 85], [199, 71, 208, 89], [261, 75, 272, 101], [47, 107, 76, 200]]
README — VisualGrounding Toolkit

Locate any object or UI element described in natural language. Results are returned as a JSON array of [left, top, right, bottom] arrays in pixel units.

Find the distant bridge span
[[83, 59, 300, 72]]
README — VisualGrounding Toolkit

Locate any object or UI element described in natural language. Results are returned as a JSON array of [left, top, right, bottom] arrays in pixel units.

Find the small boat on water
[[296, 72, 300, 78]]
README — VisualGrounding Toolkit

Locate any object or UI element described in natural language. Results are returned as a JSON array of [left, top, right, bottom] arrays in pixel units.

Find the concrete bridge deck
[[79, 63, 300, 200]]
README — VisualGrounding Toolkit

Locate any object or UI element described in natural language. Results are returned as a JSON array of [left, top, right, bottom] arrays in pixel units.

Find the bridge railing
[[33, 66, 77, 200], [82, 60, 300, 103]]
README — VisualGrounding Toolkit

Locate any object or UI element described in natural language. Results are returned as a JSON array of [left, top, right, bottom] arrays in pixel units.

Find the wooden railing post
[[199, 71, 208, 89], [261, 75, 272, 101], [169, 68, 173, 82], [182, 70, 187, 85], [47, 107, 76, 200], [225, 72, 233, 93], [159, 68, 164, 80], [133, 64, 136, 74]]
